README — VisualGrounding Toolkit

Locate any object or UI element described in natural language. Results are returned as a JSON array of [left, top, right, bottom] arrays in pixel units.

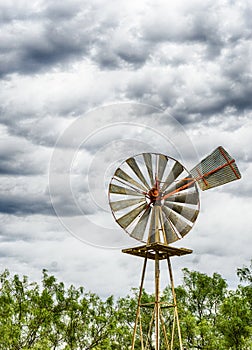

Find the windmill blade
[[143, 153, 154, 187], [158, 205, 179, 244], [130, 206, 151, 241], [126, 157, 150, 189], [148, 205, 160, 243], [190, 146, 241, 191], [115, 168, 147, 191], [162, 206, 192, 237], [117, 202, 147, 229], [161, 161, 184, 192], [110, 198, 146, 212], [157, 154, 168, 182], [161, 211, 180, 244], [165, 192, 199, 205], [109, 184, 144, 196], [164, 202, 199, 223]]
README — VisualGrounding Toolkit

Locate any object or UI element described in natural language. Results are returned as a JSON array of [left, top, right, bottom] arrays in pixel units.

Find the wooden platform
[[122, 242, 192, 260]]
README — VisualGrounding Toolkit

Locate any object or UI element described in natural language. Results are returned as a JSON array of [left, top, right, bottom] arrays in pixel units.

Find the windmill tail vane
[[165, 145, 242, 196], [190, 146, 241, 191]]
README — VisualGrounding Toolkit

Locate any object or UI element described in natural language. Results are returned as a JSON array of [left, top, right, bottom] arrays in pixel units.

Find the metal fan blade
[[115, 168, 147, 191], [154, 205, 160, 242], [148, 206, 155, 243], [148, 205, 160, 243], [161, 211, 180, 244], [148, 206, 157, 243], [190, 146, 241, 191], [143, 153, 154, 186], [126, 157, 150, 189], [110, 198, 146, 212], [130, 206, 151, 241], [117, 202, 147, 229], [165, 192, 199, 205], [109, 184, 143, 196], [157, 154, 168, 182], [161, 161, 184, 192], [162, 206, 192, 237], [164, 202, 199, 223]]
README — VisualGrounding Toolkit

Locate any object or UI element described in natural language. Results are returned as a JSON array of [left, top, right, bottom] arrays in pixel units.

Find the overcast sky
[[0, 0, 252, 297]]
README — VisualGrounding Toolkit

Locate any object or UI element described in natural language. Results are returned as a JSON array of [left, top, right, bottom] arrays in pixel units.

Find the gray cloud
[[0, 189, 95, 217], [0, 194, 53, 216], [0, 0, 251, 296], [0, 1, 97, 76], [0, 22, 86, 77]]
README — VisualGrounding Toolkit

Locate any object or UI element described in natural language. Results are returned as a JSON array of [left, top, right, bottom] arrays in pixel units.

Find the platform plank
[[122, 242, 192, 260]]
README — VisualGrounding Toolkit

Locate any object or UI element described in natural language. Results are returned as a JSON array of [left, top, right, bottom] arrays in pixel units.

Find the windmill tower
[[108, 146, 241, 350]]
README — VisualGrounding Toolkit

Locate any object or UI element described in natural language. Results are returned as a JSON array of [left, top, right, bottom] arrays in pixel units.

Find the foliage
[[0, 261, 251, 349], [0, 269, 118, 350]]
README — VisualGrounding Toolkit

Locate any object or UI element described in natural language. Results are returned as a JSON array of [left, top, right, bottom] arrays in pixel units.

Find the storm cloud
[[0, 0, 251, 295]]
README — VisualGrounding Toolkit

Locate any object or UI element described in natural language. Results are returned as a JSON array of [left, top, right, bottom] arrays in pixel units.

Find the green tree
[[176, 268, 227, 349], [237, 259, 252, 313], [217, 289, 251, 350], [214, 260, 252, 350], [237, 260, 252, 284], [0, 269, 120, 350], [1, 261, 252, 349], [114, 290, 138, 349]]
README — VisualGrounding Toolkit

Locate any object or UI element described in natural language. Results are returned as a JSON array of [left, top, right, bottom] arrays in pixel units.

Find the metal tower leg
[[131, 255, 148, 350], [167, 256, 183, 350], [155, 252, 160, 350]]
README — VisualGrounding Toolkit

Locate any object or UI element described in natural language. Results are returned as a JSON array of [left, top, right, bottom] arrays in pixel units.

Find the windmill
[[108, 146, 241, 350]]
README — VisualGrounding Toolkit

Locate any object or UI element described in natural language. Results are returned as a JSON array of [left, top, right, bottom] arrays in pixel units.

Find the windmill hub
[[148, 187, 162, 206]]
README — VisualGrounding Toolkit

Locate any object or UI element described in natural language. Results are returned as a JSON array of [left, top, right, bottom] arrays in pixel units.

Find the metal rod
[[155, 253, 160, 350], [167, 257, 183, 350], [131, 255, 148, 350]]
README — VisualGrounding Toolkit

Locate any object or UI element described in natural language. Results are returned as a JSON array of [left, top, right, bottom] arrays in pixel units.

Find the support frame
[[122, 243, 192, 350]]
